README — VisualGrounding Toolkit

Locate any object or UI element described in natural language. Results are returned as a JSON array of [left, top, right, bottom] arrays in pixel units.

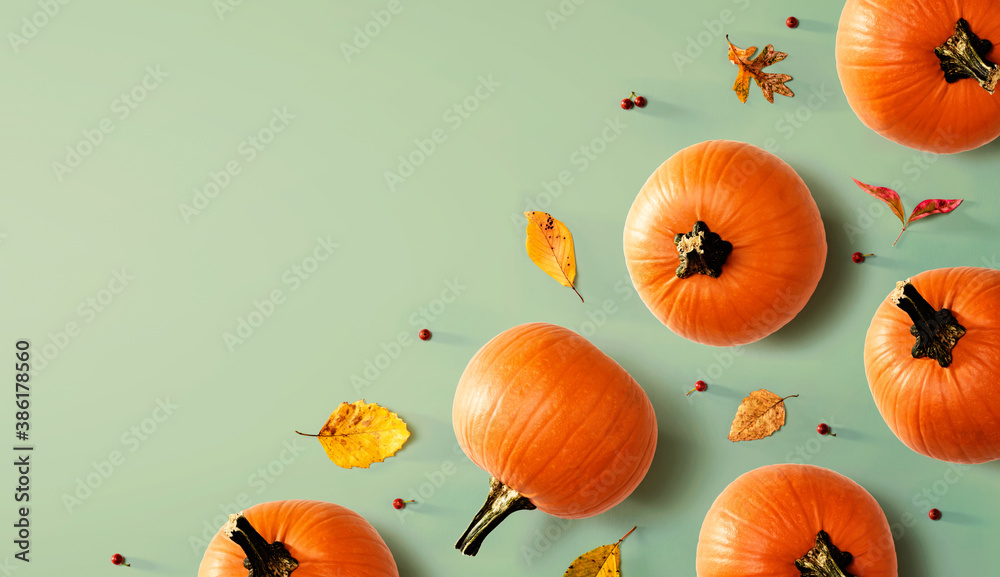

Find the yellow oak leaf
[[524, 211, 583, 302], [726, 35, 794, 103], [563, 527, 636, 577], [728, 389, 798, 442], [296, 400, 409, 468]]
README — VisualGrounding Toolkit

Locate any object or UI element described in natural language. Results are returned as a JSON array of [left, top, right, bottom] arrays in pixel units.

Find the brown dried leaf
[[728, 389, 798, 442], [727, 36, 794, 103], [296, 400, 410, 468]]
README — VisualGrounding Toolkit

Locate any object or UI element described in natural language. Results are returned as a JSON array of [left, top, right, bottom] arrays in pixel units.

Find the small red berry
[[620, 98, 634, 110], [786, 16, 799, 28], [929, 508, 942, 520], [633, 95, 647, 108], [392, 498, 405, 510], [111, 554, 130, 567], [851, 252, 874, 263], [686, 380, 708, 396], [817, 423, 835, 436], [418, 329, 431, 341]]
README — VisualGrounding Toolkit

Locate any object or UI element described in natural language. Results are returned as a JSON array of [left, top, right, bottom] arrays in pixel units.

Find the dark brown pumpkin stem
[[225, 514, 299, 577], [455, 475, 536, 556], [892, 280, 966, 368], [795, 530, 856, 577], [935, 18, 999, 93], [674, 221, 733, 279]]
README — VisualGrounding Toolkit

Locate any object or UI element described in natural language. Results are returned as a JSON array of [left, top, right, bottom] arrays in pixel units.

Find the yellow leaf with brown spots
[[296, 400, 410, 468], [562, 527, 636, 577], [728, 389, 798, 442], [524, 211, 584, 303]]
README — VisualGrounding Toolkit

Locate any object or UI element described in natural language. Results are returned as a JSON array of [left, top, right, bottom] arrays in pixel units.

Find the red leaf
[[853, 178, 906, 225], [906, 198, 963, 225]]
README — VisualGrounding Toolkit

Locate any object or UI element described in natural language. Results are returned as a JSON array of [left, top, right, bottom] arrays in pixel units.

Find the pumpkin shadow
[[953, 133, 1000, 161], [758, 166, 854, 349], [797, 19, 836, 34], [377, 525, 430, 576], [867, 490, 930, 577]]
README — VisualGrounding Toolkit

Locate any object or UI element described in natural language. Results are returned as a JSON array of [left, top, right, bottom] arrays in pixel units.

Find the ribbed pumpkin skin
[[452, 323, 657, 518], [623, 140, 826, 347], [836, 0, 1000, 153], [696, 464, 897, 577], [198, 500, 399, 577], [864, 267, 1000, 464]]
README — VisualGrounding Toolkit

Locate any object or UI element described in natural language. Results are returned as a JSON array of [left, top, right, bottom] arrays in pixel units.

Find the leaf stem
[[892, 225, 905, 247], [616, 526, 637, 545], [572, 285, 584, 303]]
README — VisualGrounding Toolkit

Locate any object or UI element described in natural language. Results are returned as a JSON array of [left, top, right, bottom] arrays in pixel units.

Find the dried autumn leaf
[[524, 211, 583, 302], [852, 179, 963, 246], [727, 35, 794, 103], [296, 400, 409, 468], [563, 526, 636, 577], [728, 389, 798, 442]]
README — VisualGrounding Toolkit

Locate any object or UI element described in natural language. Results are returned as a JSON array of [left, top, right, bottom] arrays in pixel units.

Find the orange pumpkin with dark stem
[[697, 464, 897, 577], [198, 500, 398, 577], [452, 322, 657, 556], [624, 140, 826, 347], [864, 267, 1000, 463], [836, 0, 1000, 153]]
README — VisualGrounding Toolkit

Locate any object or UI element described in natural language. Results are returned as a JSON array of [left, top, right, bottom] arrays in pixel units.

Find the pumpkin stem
[[795, 530, 856, 577], [674, 221, 733, 279], [935, 18, 999, 93], [455, 475, 536, 556], [891, 279, 966, 368], [224, 513, 299, 577]]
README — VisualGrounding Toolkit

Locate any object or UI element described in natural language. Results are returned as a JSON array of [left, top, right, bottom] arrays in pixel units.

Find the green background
[[3, 0, 999, 575]]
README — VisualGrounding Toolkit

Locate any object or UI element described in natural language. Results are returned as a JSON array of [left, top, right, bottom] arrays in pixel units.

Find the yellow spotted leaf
[[524, 211, 583, 302], [563, 527, 636, 577], [728, 389, 798, 442], [296, 400, 410, 468]]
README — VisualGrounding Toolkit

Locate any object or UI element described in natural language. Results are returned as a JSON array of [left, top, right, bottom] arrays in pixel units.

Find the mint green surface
[[3, 0, 999, 575]]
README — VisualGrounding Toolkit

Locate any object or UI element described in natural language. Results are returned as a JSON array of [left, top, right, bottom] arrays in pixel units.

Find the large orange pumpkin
[[198, 500, 398, 577], [836, 0, 1000, 153], [452, 322, 657, 556], [697, 464, 897, 577], [623, 140, 826, 347], [864, 266, 1000, 463]]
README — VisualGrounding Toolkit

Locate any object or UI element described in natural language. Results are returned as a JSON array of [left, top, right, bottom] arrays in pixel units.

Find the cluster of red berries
[[620, 92, 648, 110]]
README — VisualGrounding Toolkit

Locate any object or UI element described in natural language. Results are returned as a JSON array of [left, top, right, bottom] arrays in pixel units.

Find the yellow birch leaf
[[524, 211, 584, 302], [563, 527, 636, 577], [296, 400, 410, 468], [728, 389, 798, 442]]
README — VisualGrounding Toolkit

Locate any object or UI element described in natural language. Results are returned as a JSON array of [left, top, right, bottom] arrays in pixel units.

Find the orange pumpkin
[[198, 500, 398, 577], [836, 0, 1000, 153], [623, 140, 826, 347], [697, 464, 897, 577], [864, 267, 1000, 463], [452, 322, 657, 556]]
